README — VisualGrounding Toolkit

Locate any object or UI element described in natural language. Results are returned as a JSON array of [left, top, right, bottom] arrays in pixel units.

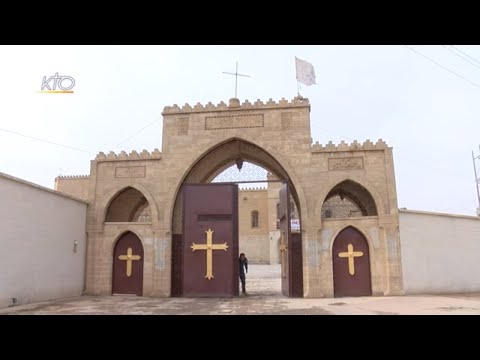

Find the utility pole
[[473, 146, 480, 216]]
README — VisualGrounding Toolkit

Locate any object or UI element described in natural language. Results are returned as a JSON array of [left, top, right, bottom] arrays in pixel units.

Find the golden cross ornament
[[279, 233, 288, 279], [118, 247, 141, 277], [338, 243, 363, 276], [191, 228, 228, 280]]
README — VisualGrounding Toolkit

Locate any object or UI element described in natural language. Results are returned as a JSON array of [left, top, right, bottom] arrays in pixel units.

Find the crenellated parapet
[[239, 186, 268, 191], [162, 97, 310, 115], [311, 139, 389, 152], [55, 175, 89, 180], [95, 148, 162, 162]]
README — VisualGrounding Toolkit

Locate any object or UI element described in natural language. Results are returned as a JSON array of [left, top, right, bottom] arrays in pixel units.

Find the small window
[[251, 210, 259, 228], [276, 203, 280, 229]]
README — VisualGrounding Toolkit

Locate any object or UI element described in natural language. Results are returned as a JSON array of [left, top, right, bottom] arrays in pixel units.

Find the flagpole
[[297, 80, 301, 97]]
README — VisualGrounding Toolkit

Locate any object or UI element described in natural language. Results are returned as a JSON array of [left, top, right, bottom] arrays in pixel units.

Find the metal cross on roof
[[222, 61, 251, 98]]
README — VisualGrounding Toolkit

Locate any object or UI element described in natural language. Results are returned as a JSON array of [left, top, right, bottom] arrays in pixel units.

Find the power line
[[1, 116, 163, 157], [404, 45, 480, 89], [451, 45, 480, 66], [111, 117, 161, 150], [441, 45, 480, 71], [0, 127, 94, 155]]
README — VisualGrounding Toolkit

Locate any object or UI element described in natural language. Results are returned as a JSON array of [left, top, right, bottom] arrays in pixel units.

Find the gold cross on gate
[[338, 243, 363, 276], [279, 232, 288, 279], [118, 247, 141, 277], [191, 228, 228, 280]]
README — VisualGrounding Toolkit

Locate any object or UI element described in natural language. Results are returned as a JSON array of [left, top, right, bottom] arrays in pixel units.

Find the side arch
[[100, 183, 160, 224], [321, 180, 378, 218], [315, 176, 386, 219]]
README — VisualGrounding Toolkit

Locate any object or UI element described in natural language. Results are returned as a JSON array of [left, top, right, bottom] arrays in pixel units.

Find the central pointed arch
[[183, 138, 292, 185], [170, 137, 306, 234], [170, 137, 305, 298]]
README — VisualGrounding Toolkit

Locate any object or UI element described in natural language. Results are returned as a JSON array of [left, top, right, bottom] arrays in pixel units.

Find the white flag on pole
[[295, 57, 316, 86]]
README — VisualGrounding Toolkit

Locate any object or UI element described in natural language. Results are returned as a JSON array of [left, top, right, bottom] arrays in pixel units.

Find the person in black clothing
[[239, 253, 248, 294]]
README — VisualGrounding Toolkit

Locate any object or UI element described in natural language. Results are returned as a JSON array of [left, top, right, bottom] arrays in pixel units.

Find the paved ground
[[2, 265, 480, 315]]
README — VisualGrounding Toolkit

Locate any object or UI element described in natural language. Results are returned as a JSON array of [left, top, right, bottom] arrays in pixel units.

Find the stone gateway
[[55, 97, 403, 298]]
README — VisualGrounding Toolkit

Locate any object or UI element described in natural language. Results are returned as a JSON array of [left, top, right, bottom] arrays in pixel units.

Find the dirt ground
[[2, 265, 480, 315]]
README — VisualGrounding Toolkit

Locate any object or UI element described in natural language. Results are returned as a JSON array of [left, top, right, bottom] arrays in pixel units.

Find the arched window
[[251, 210, 259, 228]]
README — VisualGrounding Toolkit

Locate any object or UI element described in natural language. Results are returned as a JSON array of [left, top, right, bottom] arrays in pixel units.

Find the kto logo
[[38, 73, 75, 93]]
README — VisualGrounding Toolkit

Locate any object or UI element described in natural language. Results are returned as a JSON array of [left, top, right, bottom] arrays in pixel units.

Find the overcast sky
[[0, 45, 479, 215]]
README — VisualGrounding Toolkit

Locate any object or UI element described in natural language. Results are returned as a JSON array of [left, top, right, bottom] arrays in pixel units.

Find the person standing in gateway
[[239, 253, 248, 295]]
